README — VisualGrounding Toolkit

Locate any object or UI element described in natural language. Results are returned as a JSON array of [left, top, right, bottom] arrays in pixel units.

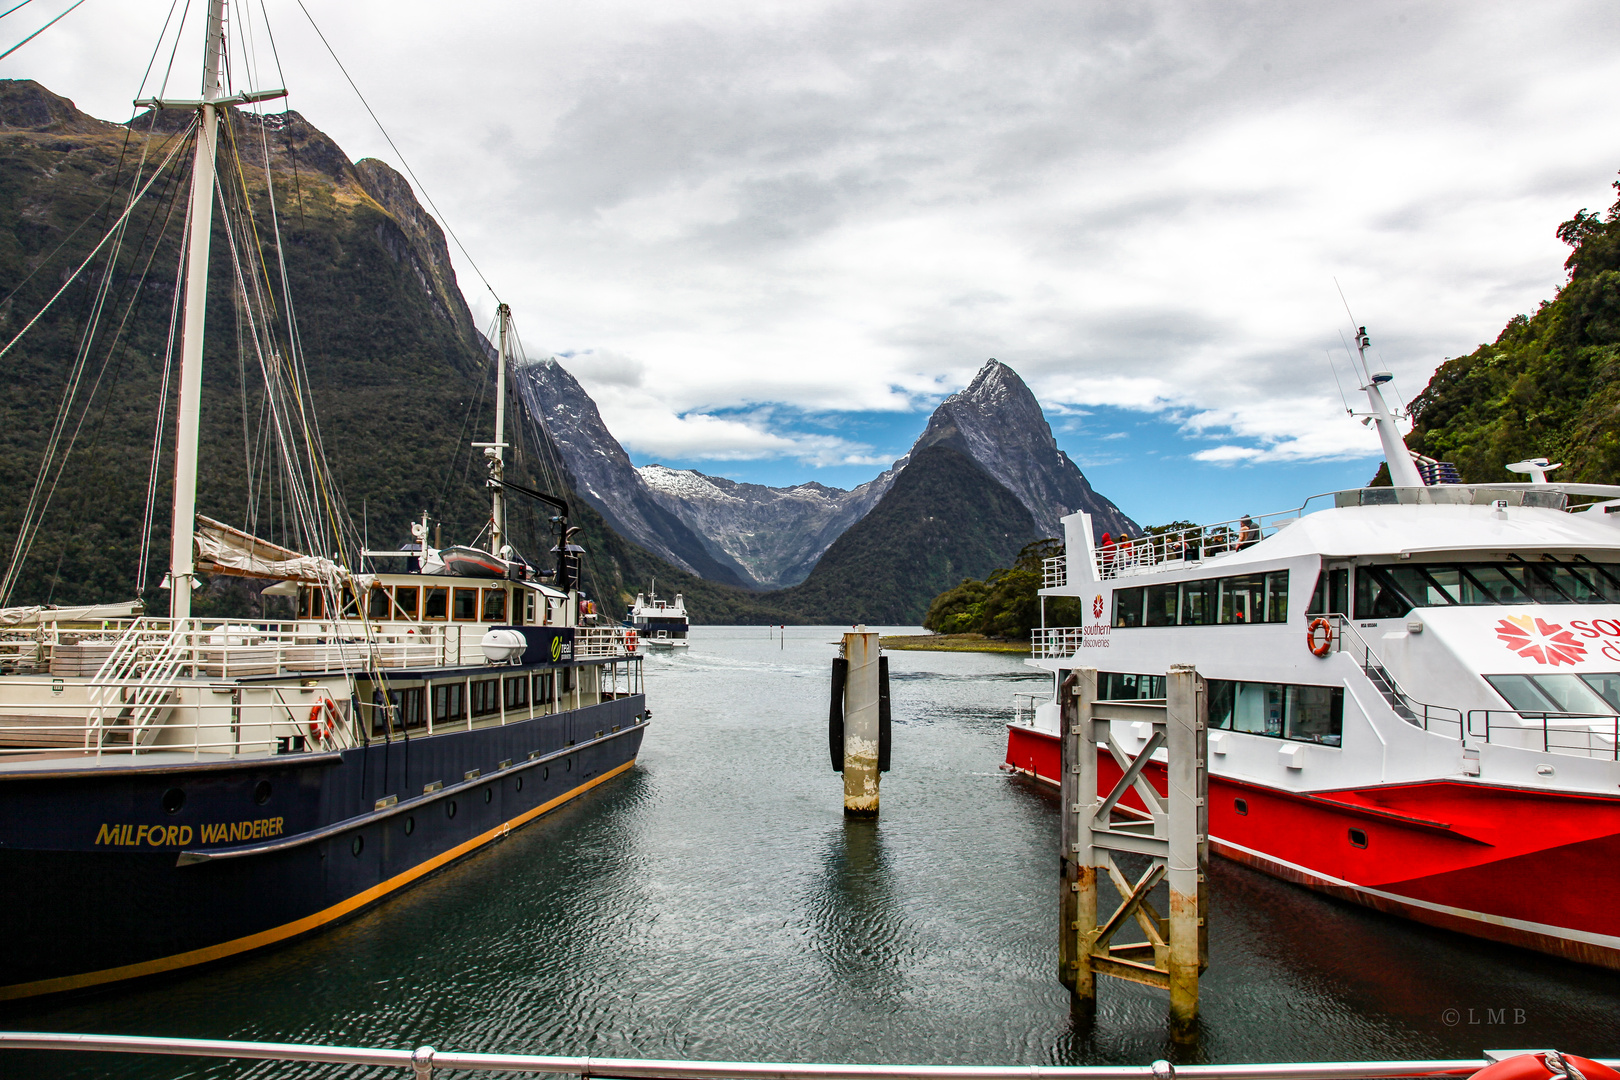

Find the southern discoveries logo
[[1084, 593, 1110, 648], [1494, 615, 1588, 666]]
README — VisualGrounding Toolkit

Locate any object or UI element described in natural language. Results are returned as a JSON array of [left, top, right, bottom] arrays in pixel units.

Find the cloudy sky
[[12, 0, 1620, 525]]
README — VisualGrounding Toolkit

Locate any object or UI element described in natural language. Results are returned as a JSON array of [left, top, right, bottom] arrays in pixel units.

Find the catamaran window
[[423, 587, 449, 621], [393, 586, 419, 619], [1209, 679, 1343, 745], [1114, 571, 1289, 628], [367, 586, 390, 619], [504, 675, 529, 710], [1485, 673, 1619, 715], [1099, 672, 1166, 700], [535, 671, 555, 704], [483, 589, 506, 622], [1355, 561, 1620, 618], [1306, 568, 1350, 616], [562, 666, 575, 694], [471, 678, 500, 716], [453, 587, 480, 622]]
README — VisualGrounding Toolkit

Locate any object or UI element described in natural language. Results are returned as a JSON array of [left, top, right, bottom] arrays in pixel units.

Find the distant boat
[[628, 582, 689, 648]]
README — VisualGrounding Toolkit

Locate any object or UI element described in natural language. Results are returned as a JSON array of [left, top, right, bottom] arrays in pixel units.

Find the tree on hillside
[[922, 539, 1085, 640]]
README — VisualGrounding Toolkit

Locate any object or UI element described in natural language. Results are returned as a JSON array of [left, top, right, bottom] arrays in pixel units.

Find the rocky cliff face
[[909, 360, 1138, 541], [528, 356, 1137, 591], [638, 464, 894, 588], [514, 360, 755, 588]]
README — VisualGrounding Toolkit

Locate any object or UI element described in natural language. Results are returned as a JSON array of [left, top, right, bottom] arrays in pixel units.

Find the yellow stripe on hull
[[0, 758, 637, 1001]]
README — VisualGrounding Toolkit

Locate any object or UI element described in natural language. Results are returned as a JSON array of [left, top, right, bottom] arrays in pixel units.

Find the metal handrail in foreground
[[5, 1034, 1612, 1080]]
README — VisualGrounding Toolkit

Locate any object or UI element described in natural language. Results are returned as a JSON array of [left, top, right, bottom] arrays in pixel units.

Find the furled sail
[[193, 515, 340, 583], [0, 601, 144, 627]]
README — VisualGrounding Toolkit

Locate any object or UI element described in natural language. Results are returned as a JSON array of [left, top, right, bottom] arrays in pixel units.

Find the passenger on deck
[[1238, 516, 1258, 549]]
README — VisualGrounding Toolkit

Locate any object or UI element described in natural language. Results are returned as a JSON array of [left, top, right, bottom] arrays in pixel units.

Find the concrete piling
[[841, 628, 881, 817]]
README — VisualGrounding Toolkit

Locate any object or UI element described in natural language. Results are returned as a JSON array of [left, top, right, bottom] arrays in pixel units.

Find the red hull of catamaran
[[1006, 723, 1620, 970]]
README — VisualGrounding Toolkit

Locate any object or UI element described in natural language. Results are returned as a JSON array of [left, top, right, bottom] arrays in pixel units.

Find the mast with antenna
[[478, 302, 512, 561], [1353, 326, 1426, 488], [134, 0, 284, 620]]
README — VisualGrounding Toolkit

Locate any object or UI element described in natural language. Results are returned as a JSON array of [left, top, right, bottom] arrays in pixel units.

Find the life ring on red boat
[[1306, 617, 1334, 657], [1469, 1051, 1620, 1080], [308, 697, 340, 743], [624, 629, 639, 653]]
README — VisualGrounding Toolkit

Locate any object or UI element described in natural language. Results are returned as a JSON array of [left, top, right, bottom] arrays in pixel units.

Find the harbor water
[[7, 626, 1620, 1077]]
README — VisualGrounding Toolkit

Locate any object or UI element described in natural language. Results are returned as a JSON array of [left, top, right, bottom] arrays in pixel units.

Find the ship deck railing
[[1042, 483, 1620, 588], [2, 1033, 1608, 1080], [1, 616, 640, 679], [1468, 709, 1620, 759]]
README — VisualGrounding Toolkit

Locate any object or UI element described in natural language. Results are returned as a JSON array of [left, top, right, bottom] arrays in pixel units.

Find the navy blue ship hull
[[0, 695, 646, 1000]]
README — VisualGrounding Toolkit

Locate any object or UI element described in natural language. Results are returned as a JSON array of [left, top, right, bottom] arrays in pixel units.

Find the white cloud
[[16, 0, 1620, 476]]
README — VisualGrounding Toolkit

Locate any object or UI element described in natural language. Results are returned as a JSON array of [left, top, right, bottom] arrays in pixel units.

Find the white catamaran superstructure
[[1010, 327, 1620, 971]]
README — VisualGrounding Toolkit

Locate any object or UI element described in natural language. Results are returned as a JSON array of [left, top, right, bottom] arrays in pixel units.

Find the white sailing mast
[[132, 0, 284, 620]]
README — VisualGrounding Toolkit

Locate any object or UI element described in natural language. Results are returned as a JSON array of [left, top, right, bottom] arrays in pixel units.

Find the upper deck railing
[[1041, 483, 1620, 587]]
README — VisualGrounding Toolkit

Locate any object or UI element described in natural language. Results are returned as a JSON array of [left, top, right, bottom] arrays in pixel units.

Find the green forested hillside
[[1401, 177, 1620, 482]]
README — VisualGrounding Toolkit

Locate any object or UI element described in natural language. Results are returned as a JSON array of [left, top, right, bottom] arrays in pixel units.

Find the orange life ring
[[1470, 1052, 1620, 1080], [308, 697, 340, 743], [1306, 617, 1334, 657], [624, 629, 639, 653]]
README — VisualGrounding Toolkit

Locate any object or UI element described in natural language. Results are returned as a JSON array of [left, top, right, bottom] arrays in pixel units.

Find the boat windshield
[[1485, 673, 1620, 715], [1354, 560, 1620, 618]]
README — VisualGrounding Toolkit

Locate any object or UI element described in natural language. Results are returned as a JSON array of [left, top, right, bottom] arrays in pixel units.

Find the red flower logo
[[1093, 595, 1105, 619], [1495, 615, 1588, 666]]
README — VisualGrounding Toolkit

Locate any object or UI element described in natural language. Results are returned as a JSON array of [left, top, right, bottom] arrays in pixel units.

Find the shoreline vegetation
[[880, 633, 1030, 654]]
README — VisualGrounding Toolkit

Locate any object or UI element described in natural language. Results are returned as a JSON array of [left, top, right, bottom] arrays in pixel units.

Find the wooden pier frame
[[1059, 665, 1209, 1038]]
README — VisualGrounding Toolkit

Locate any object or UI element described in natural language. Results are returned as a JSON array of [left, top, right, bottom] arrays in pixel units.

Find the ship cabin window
[[1114, 571, 1289, 629], [523, 592, 537, 625], [376, 687, 425, 734], [1209, 679, 1342, 746], [338, 585, 359, 618], [562, 666, 576, 694], [298, 588, 325, 619], [504, 675, 529, 710], [453, 587, 480, 622], [483, 589, 507, 623], [1306, 568, 1350, 617], [1485, 673, 1619, 715], [535, 671, 555, 704], [1098, 672, 1166, 700], [367, 585, 391, 619], [1354, 560, 1620, 619], [432, 683, 464, 723], [423, 586, 449, 621], [471, 678, 501, 717], [393, 586, 419, 620]]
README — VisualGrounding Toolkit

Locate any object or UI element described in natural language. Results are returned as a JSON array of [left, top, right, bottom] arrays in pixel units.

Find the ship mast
[[135, 0, 284, 620], [490, 302, 510, 557], [1355, 326, 1425, 489]]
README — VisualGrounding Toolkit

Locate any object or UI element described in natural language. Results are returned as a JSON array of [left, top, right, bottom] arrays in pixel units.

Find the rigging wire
[[1324, 350, 1352, 416], [290, 0, 499, 305], [0, 1, 38, 20], [0, 0, 86, 63]]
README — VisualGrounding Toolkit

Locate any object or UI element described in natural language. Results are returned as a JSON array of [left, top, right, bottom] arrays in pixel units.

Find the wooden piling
[[1058, 669, 1097, 1008], [1165, 664, 1207, 1040]]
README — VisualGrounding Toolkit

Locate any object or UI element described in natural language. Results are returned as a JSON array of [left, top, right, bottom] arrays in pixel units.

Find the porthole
[[566, 757, 573, 773], [161, 788, 186, 815], [515, 776, 524, 792], [1349, 828, 1368, 849], [1233, 798, 1248, 816], [542, 766, 549, 780], [403, 816, 415, 836], [351, 834, 364, 857], [446, 800, 458, 819], [484, 787, 493, 804], [253, 780, 272, 806]]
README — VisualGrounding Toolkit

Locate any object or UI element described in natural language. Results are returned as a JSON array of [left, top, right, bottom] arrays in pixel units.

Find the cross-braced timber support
[[1059, 665, 1208, 1039]]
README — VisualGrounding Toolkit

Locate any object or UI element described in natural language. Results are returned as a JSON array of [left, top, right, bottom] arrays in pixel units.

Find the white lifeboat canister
[[480, 628, 527, 664]]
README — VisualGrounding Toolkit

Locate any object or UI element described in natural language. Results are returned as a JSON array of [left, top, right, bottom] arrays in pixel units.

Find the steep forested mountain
[[764, 444, 1038, 624], [0, 79, 794, 622], [1400, 177, 1620, 483]]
